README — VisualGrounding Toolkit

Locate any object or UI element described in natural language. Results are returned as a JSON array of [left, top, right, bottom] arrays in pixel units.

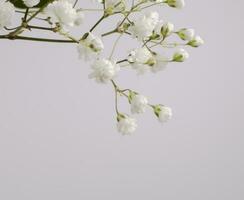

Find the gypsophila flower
[[166, 0, 185, 9], [77, 32, 104, 61], [128, 47, 169, 74], [188, 36, 204, 47], [153, 105, 172, 123], [151, 54, 169, 73], [130, 11, 159, 40], [89, 59, 120, 83], [117, 115, 137, 135], [45, 0, 82, 27], [128, 47, 152, 74], [158, 106, 172, 123], [0, 1, 15, 29], [131, 94, 148, 114], [177, 28, 195, 41], [173, 48, 189, 62], [22, 0, 40, 7]]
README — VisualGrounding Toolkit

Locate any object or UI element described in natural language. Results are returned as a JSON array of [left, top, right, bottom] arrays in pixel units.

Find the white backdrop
[[0, 0, 244, 199]]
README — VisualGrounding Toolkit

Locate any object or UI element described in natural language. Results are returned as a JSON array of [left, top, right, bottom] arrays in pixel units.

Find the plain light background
[[0, 0, 243, 199]]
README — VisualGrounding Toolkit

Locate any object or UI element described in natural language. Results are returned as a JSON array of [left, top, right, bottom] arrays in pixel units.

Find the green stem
[[89, 15, 106, 32], [0, 35, 76, 43]]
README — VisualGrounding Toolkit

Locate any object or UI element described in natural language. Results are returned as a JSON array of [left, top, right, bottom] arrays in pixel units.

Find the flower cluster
[[0, 0, 203, 135]]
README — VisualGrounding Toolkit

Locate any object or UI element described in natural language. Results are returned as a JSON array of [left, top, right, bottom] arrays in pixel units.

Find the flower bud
[[166, 0, 185, 9], [187, 36, 204, 47], [172, 49, 189, 62], [161, 22, 174, 37], [153, 105, 172, 123], [177, 28, 195, 41]]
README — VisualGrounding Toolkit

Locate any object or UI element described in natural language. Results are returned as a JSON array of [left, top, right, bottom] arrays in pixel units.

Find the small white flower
[[117, 115, 137, 135], [89, 59, 120, 83], [151, 54, 169, 73], [166, 0, 185, 9], [173, 48, 189, 62], [45, 0, 80, 27], [128, 47, 169, 74], [131, 94, 148, 114], [22, 0, 40, 7], [177, 28, 195, 41], [77, 32, 104, 61], [153, 105, 172, 123], [161, 22, 174, 37], [128, 47, 152, 74], [130, 11, 159, 40], [188, 36, 204, 47], [74, 11, 84, 26], [158, 106, 172, 123], [0, 1, 15, 29]]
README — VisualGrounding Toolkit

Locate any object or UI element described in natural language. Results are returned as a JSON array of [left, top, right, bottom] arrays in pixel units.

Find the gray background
[[0, 0, 244, 199]]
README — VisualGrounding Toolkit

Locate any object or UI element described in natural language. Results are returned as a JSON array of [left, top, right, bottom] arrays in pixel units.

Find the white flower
[[173, 48, 189, 62], [128, 47, 169, 74], [177, 28, 195, 41], [0, 1, 15, 29], [161, 22, 174, 37], [128, 47, 152, 74], [158, 106, 172, 123], [188, 36, 204, 47], [45, 0, 81, 27], [77, 32, 104, 61], [153, 105, 172, 123], [23, 0, 40, 7], [89, 59, 120, 83], [117, 115, 137, 135], [130, 11, 159, 40], [74, 12, 84, 26], [151, 54, 169, 73], [131, 94, 148, 114], [166, 0, 185, 9]]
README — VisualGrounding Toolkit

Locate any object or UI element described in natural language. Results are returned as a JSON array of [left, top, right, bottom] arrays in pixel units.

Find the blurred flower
[[166, 0, 185, 9], [0, 1, 15, 29], [177, 28, 195, 41], [117, 114, 137, 135], [23, 0, 40, 7], [188, 36, 204, 47], [89, 59, 120, 83], [45, 0, 83, 27], [77, 32, 104, 61], [130, 11, 160, 40], [130, 94, 148, 114], [153, 105, 172, 123], [173, 48, 189, 62]]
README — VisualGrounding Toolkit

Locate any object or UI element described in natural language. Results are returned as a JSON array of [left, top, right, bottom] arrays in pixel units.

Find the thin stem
[[116, 59, 128, 64], [27, 25, 54, 31], [111, 80, 120, 115], [73, 0, 78, 8], [102, 29, 117, 37], [23, 8, 29, 22], [90, 15, 106, 32], [109, 33, 122, 59], [0, 35, 76, 43]]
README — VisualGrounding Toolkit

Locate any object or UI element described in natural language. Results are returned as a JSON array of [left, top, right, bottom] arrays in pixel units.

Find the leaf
[[9, 0, 51, 9]]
